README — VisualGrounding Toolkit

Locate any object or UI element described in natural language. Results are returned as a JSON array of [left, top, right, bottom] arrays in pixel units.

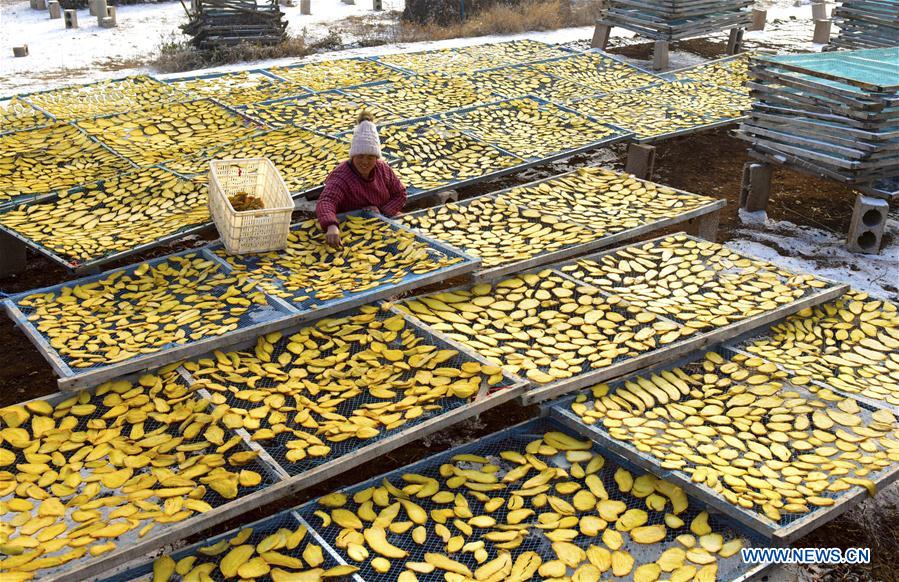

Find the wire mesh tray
[[395, 268, 708, 407], [3, 248, 297, 391], [493, 166, 724, 236], [166, 69, 310, 108], [0, 370, 279, 582], [557, 233, 849, 334], [727, 290, 899, 416], [181, 304, 527, 479], [369, 117, 528, 198], [238, 88, 405, 135], [0, 122, 137, 212], [98, 511, 350, 582], [207, 212, 480, 313], [437, 96, 633, 163], [161, 126, 351, 198], [340, 74, 498, 122], [21, 74, 188, 122], [463, 64, 600, 102], [296, 416, 771, 582], [0, 166, 210, 273], [664, 53, 751, 90], [264, 57, 409, 92], [75, 98, 265, 167], [547, 346, 899, 543], [0, 96, 55, 135], [396, 175, 719, 284], [525, 51, 662, 94]]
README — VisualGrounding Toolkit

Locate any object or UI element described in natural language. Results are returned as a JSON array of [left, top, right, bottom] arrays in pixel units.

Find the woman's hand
[[326, 224, 342, 248]]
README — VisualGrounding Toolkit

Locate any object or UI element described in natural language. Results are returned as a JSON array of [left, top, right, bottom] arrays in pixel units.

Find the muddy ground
[[1, 126, 896, 580]]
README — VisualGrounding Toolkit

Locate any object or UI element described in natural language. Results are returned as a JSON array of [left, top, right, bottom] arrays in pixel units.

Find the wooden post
[[0, 231, 27, 278], [89, 0, 98, 15], [33, 0, 47, 9], [300, 0, 310, 13], [48, 1, 61, 18], [64, 9, 78, 28], [726, 28, 743, 54], [12, 46, 28, 57], [748, 9, 766, 31], [652, 40, 669, 70], [625, 143, 656, 180], [591, 23, 611, 49], [741, 163, 773, 213], [813, 19, 832, 44], [846, 194, 887, 254]]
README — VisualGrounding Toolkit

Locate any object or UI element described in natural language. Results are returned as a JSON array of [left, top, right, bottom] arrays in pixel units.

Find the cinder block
[[813, 19, 832, 44], [100, 16, 115, 28], [811, 1, 828, 20], [33, 0, 47, 10], [846, 194, 888, 253], [300, 0, 310, 13], [13, 45, 29, 57], [373, 0, 382, 9], [748, 9, 766, 31], [106, 5, 117, 25], [64, 9, 78, 28], [48, 1, 61, 18]]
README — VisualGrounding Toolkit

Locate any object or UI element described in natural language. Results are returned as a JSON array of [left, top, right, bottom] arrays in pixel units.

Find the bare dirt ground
[[2, 125, 896, 579]]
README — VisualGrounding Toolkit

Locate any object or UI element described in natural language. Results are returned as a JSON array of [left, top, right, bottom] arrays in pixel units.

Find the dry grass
[[397, 0, 600, 41], [150, 32, 340, 74], [150, 0, 599, 74]]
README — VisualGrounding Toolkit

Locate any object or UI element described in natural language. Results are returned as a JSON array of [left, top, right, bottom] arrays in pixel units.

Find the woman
[[316, 111, 407, 248]]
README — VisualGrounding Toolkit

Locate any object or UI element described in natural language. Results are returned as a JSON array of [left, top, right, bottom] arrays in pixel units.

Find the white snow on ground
[[1, 0, 830, 93], [727, 213, 899, 302], [0, 0, 403, 93]]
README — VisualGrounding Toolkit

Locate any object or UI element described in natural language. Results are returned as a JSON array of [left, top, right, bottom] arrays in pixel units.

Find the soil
[[1, 128, 895, 578]]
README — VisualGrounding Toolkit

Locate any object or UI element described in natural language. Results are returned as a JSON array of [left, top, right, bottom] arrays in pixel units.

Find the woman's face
[[352, 154, 379, 175]]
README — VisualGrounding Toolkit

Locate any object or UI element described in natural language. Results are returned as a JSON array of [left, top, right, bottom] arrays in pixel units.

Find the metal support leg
[[625, 143, 656, 180], [652, 40, 669, 70], [0, 231, 27, 278], [591, 23, 611, 49], [740, 162, 773, 213], [726, 28, 744, 55]]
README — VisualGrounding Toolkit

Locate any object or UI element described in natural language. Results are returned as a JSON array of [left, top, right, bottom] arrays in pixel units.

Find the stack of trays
[[831, 0, 899, 49], [597, 0, 752, 41], [737, 48, 899, 184]]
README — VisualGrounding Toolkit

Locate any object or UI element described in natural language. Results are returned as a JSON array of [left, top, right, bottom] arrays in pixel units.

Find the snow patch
[[727, 217, 899, 301]]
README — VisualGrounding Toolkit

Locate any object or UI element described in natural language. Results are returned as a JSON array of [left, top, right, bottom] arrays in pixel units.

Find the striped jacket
[[316, 160, 407, 230]]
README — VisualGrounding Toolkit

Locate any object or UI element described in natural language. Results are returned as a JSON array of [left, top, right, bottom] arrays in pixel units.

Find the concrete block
[[813, 19, 832, 43], [106, 5, 116, 25], [94, 0, 108, 24], [726, 27, 744, 54], [846, 194, 887, 253], [591, 23, 611, 49], [89, 0, 98, 15], [373, 0, 382, 9], [33, 0, 47, 9], [625, 143, 656, 180], [64, 9, 78, 28], [0, 231, 27, 277], [13, 46, 29, 58], [100, 15, 115, 28], [811, 1, 828, 20], [748, 8, 766, 31], [652, 40, 669, 70], [300, 0, 310, 13], [740, 162, 773, 213], [48, 1, 61, 18]]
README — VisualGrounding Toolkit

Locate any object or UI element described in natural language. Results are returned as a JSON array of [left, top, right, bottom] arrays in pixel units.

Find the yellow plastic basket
[[208, 158, 294, 254]]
